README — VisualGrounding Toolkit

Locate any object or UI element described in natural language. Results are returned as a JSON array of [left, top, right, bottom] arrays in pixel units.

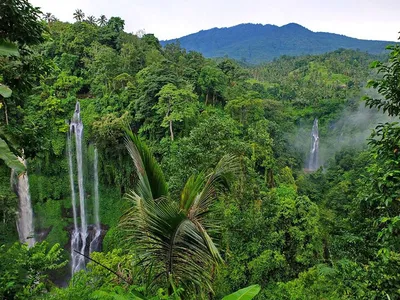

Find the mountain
[[161, 23, 392, 64]]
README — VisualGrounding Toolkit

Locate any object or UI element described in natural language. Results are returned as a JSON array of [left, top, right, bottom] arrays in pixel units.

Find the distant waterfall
[[12, 158, 35, 248], [68, 102, 102, 274], [307, 118, 320, 171]]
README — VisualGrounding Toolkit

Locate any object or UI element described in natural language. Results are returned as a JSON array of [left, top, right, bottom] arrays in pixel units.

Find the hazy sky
[[30, 0, 400, 41]]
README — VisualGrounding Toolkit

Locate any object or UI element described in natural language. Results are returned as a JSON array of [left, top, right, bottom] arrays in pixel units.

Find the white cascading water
[[68, 102, 102, 274], [307, 118, 320, 171], [67, 126, 81, 273], [89, 148, 101, 253], [13, 157, 35, 248], [69, 101, 88, 273]]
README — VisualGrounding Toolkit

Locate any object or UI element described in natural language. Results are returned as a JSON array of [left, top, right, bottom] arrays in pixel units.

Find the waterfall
[[69, 102, 87, 273], [89, 148, 101, 253], [68, 125, 81, 273], [307, 118, 320, 171], [12, 157, 35, 248], [68, 102, 102, 274]]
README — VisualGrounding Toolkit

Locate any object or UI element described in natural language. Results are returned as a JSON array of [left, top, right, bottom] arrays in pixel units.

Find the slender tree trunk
[[323, 238, 331, 263], [3, 99, 9, 125], [166, 104, 174, 141], [169, 120, 174, 141], [205, 92, 209, 105], [267, 168, 275, 188]]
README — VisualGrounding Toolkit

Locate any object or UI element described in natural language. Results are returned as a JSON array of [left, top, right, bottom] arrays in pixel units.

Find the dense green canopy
[[1, 1, 400, 299]]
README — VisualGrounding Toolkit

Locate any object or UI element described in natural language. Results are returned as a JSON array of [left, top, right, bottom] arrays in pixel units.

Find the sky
[[30, 0, 400, 41]]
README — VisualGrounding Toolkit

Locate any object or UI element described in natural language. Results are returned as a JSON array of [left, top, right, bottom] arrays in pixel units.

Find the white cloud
[[31, 0, 400, 41]]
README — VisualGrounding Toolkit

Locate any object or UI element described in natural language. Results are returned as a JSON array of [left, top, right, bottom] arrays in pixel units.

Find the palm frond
[[124, 129, 168, 201], [120, 133, 239, 294], [180, 172, 205, 212], [192, 154, 239, 216], [122, 194, 218, 292], [186, 154, 239, 263]]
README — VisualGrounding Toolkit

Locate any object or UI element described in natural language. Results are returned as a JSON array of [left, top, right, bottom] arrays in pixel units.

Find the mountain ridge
[[161, 23, 393, 64]]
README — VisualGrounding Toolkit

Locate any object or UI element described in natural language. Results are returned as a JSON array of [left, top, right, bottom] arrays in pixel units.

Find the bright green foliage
[[361, 40, 400, 256], [198, 65, 228, 105], [0, 242, 67, 299], [154, 83, 198, 140], [0, 40, 19, 57], [0, 137, 25, 173], [2, 2, 400, 298], [364, 123, 400, 247], [222, 284, 261, 300], [225, 97, 264, 125], [34, 199, 69, 246], [0, 164, 18, 244], [365, 44, 400, 116], [0, 83, 12, 98]]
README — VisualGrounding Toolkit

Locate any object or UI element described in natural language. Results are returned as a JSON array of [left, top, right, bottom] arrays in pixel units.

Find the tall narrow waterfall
[[307, 118, 320, 171], [12, 158, 35, 248], [89, 148, 101, 253], [68, 102, 102, 274], [69, 102, 88, 273], [67, 130, 81, 273]]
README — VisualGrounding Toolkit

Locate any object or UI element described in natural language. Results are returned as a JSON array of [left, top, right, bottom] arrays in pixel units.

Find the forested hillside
[[1, 1, 400, 299], [161, 23, 392, 64]]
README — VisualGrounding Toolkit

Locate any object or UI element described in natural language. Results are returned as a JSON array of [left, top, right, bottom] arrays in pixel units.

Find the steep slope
[[161, 23, 392, 64]]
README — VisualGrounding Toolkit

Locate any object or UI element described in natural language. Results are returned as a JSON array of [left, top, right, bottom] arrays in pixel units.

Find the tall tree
[[73, 9, 85, 22], [107, 17, 125, 32], [155, 83, 197, 141], [43, 12, 57, 24], [198, 65, 227, 105], [363, 38, 400, 252], [0, 0, 46, 125], [97, 14, 108, 26], [86, 15, 97, 25]]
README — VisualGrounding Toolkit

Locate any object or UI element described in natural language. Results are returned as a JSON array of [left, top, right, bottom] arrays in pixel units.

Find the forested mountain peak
[[161, 22, 392, 64], [280, 22, 311, 32]]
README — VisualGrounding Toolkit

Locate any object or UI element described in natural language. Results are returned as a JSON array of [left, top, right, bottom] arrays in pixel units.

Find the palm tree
[[43, 12, 53, 23], [43, 13, 58, 24], [73, 9, 85, 22], [120, 130, 239, 294], [86, 15, 96, 25], [97, 15, 107, 26]]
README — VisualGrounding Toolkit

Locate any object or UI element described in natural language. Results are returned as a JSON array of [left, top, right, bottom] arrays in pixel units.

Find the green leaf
[[0, 84, 12, 98], [0, 138, 25, 173], [0, 40, 19, 57], [222, 285, 261, 300], [124, 129, 168, 200]]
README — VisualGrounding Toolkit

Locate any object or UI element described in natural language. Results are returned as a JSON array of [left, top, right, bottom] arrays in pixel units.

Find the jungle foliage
[[1, 1, 400, 299]]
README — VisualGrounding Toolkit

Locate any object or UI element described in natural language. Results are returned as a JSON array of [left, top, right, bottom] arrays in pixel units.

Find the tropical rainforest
[[1, 0, 400, 299]]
